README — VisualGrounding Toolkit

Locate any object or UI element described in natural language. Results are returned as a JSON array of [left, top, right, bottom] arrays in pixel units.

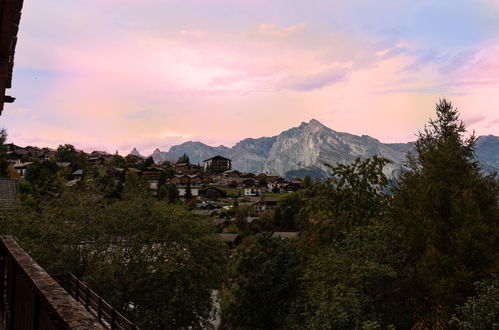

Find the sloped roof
[[0, 178, 19, 208], [272, 232, 300, 239], [0, 0, 24, 115], [203, 155, 231, 162]]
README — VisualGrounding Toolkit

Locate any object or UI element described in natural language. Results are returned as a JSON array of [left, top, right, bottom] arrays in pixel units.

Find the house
[[218, 233, 241, 249], [244, 186, 261, 197], [6, 149, 28, 162], [88, 156, 106, 166], [0, 178, 19, 209], [252, 197, 279, 215], [223, 169, 240, 178], [142, 167, 165, 191], [178, 186, 200, 198], [172, 162, 190, 173], [267, 177, 287, 190], [242, 178, 256, 187], [13, 161, 32, 177], [272, 232, 300, 239], [283, 180, 301, 192], [72, 169, 83, 178], [90, 150, 112, 159], [204, 156, 231, 173]]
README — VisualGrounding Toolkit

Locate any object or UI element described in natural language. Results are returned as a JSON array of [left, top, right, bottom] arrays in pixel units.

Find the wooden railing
[[0, 235, 104, 329], [54, 274, 138, 330]]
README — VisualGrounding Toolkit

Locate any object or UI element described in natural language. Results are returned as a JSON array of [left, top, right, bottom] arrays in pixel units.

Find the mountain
[[475, 135, 499, 173], [147, 120, 498, 178], [129, 147, 144, 158], [227, 136, 278, 174], [151, 141, 230, 165], [262, 119, 406, 179]]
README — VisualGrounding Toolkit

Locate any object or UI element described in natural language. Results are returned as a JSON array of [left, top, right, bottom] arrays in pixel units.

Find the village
[[4, 143, 305, 247]]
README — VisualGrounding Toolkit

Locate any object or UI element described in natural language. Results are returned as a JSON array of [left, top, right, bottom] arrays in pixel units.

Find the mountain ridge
[[131, 120, 498, 179]]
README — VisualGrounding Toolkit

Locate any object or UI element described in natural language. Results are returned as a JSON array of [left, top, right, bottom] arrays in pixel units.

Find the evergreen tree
[[184, 182, 192, 200], [391, 99, 499, 327], [177, 153, 190, 165], [0, 129, 9, 177]]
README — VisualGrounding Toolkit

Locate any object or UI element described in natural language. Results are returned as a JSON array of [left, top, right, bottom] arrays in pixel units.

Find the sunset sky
[[2, 0, 499, 154]]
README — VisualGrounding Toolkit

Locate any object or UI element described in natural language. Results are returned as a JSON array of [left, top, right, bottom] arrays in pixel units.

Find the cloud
[[126, 109, 154, 120], [179, 29, 206, 38], [280, 67, 349, 91], [257, 23, 307, 38], [463, 114, 487, 125]]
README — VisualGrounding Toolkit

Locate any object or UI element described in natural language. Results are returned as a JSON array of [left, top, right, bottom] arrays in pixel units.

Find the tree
[[283, 157, 400, 329], [221, 233, 298, 329], [159, 183, 179, 204], [0, 129, 10, 177], [56, 144, 77, 162], [184, 182, 192, 200], [450, 276, 499, 330], [3, 182, 227, 329], [391, 99, 499, 327], [141, 156, 154, 170], [176, 153, 190, 165], [24, 160, 65, 198]]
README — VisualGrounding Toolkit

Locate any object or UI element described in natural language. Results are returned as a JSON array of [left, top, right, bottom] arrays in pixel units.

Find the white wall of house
[[178, 188, 199, 197]]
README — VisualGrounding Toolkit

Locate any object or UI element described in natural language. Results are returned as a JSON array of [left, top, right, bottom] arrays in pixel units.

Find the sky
[[2, 0, 499, 155]]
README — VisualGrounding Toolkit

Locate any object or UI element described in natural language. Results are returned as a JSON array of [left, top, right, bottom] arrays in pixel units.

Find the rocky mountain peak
[[129, 147, 142, 157]]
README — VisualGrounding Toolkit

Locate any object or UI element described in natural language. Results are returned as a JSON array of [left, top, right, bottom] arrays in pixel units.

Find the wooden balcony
[[0, 235, 104, 329]]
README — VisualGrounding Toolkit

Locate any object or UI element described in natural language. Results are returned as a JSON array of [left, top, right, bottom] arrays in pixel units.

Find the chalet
[[13, 161, 32, 177], [4, 143, 21, 152], [0, 178, 19, 209], [178, 186, 200, 198], [88, 156, 106, 166], [223, 169, 240, 178], [6, 148, 28, 161], [283, 180, 301, 192], [268, 177, 287, 190], [90, 150, 112, 159], [0, 0, 23, 116], [72, 169, 83, 178], [239, 172, 255, 179], [142, 167, 165, 191], [252, 197, 279, 215], [242, 178, 256, 187], [170, 174, 201, 186], [218, 233, 241, 249], [173, 162, 190, 173], [244, 186, 261, 197], [204, 155, 231, 173]]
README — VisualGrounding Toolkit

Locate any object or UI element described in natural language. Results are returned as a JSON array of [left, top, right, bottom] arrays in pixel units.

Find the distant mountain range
[[131, 119, 499, 179]]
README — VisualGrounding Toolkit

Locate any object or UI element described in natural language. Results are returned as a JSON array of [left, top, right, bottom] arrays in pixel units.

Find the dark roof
[[203, 155, 231, 162], [0, 0, 24, 115], [218, 233, 240, 243], [272, 232, 300, 239], [0, 178, 19, 208]]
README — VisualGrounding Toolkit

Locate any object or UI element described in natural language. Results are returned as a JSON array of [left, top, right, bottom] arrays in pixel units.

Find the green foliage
[[56, 144, 77, 162], [221, 233, 298, 329], [177, 153, 190, 165], [141, 156, 154, 170], [158, 183, 179, 203], [450, 276, 499, 330], [0, 129, 9, 177], [391, 99, 499, 327], [106, 154, 126, 168], [1, 183, 226, 329], [24, 160, 65, 198], [184, 182, 192, 200]]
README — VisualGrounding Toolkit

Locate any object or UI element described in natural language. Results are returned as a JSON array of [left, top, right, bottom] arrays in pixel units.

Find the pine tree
[[391, 99, 499, 327]]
